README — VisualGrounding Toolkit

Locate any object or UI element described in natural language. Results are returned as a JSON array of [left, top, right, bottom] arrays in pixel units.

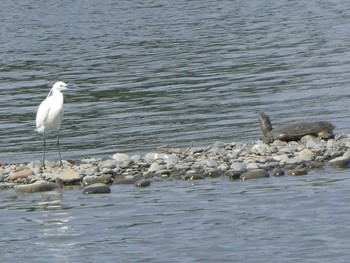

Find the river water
[[1, 0, 350, 262]]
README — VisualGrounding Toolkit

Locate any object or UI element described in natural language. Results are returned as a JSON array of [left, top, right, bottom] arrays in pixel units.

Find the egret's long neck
[[51, 89, 64, 104], [51, 88, 63, 97]]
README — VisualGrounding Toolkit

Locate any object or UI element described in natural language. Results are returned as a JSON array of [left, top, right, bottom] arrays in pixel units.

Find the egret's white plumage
[[36, 81, 68, 167]]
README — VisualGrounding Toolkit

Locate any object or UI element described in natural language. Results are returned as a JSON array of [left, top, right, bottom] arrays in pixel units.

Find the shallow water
[[1, 0, 350, 262], [2, 168, 350, 262]]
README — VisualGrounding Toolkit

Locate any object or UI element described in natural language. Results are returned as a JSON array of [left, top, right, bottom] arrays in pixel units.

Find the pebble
[[272, 154, 290, 163], [239, 169, 269, 180], [306, 139, 324, 152], [162, 154, 180, 166], [204, 170, 222, 178], [230, 162, 246, 171], [82, 183, 111, 194], [251, 144, 270, 155], [188, 174, 205, 180], [300, 135, 317, 144], [130, 154, 142, 163], [101, 167, 115, 175], [272, 168, 285, 177], [9, 169, 33, 180], [144, 152, 161, 163], [184, 170, 205, 180], [99, 159, 118, 169], [41, 172, 59, 182], [57, 169, 81, 184], [287, 169, 308, 176], [148, 162, 165, 173], [112, 153, 130, 168], [246, 162, 260, 170], [298, 148, 315, 161], [83, 174, 113, 186]]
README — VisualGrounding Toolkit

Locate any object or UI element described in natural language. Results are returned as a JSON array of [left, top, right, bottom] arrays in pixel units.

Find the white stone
[[298, 148, 315, 161], [99, 159, 118, 169], [112, 153, 130, 168], [148, 162, 165, 173], [251, 144, 269, 155]]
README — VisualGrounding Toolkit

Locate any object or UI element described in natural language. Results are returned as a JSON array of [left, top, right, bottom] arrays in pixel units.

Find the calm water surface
[[1, 0, 350, 262]]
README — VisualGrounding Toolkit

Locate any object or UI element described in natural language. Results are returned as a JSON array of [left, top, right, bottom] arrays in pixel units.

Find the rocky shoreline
[[1, 133, 350, 194]]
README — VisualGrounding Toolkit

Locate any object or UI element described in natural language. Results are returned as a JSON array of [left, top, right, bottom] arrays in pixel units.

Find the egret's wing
[[36, 97, 51, 131]]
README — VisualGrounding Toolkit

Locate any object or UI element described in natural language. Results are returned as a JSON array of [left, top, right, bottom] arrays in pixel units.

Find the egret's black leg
[[42, 132, 46, 168], [57, 131, 63, 166]]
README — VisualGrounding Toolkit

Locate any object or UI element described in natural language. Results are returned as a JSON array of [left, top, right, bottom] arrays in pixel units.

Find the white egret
[[36, 81, 68, 167]]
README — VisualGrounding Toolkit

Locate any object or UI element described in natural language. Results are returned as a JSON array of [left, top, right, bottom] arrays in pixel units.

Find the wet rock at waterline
[[83, 174, 113, 186], [114, 178, 138, 185], [287, 169, 308, 176], [328, 156, 350, 169], [14, 181, 59, 193], [239, 169, 270, 180], [272, 169, 285, 177], [135, 179, 152, 188], [82, 183, 111, 194]]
